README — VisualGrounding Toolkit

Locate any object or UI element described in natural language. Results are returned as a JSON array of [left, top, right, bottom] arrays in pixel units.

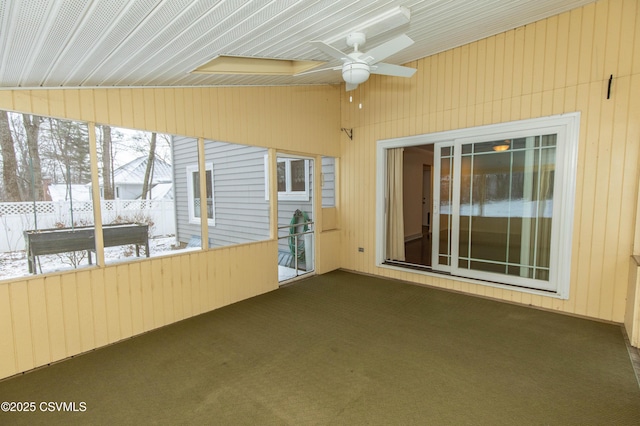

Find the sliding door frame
[[376, 113, 580, 299]]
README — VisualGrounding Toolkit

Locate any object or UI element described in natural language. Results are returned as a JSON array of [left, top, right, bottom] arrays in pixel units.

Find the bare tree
[[22, 114, 44, 201], [140, 132, 157, 200], [101, 125, 115, 199], [0, 111, 21, 201]]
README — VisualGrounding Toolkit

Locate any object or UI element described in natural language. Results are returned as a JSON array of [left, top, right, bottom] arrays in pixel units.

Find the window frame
[[186, 162, 215, 226], [264, 155, 310, 201], [375, 113, 580, 299]]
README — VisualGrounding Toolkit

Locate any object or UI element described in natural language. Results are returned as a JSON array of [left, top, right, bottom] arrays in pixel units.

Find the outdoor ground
[[0, 236, 177, 280]]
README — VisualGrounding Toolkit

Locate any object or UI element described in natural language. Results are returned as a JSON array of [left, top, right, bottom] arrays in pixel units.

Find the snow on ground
[[0, 236, 180, 280]]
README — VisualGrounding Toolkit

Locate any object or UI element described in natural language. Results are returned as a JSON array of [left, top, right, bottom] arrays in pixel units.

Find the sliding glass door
[[431, 134, 558, 291]]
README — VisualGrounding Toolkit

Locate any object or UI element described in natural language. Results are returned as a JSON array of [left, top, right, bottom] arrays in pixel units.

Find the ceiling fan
[[301, 32, 417, 91]]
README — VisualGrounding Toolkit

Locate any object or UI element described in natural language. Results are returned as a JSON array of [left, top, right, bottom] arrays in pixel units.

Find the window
[[265, 156, 310, 201], [187, 163, 215, 225], [376, 113, 580, 298]]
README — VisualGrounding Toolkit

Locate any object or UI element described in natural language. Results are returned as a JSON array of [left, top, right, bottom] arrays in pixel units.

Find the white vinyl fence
[[0, 200, 175, 253]]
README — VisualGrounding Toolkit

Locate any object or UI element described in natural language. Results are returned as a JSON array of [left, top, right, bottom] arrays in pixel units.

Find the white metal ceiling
[[0, 0, 597, 89]]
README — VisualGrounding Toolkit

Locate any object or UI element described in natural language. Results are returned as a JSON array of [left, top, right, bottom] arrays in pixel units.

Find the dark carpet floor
[[0, 270, 639, 425]]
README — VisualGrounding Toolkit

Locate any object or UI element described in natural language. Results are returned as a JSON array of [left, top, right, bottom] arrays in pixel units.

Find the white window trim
[[264, 155, 310, 201], [186, 163, 215, 226], [375, 113, 580, 299]]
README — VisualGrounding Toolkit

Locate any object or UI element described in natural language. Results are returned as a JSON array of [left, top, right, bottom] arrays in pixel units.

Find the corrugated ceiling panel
[[137, 0, 268, 86], [0, 0, 599, 88], [46, 0, 130, 86], [0, 0, 53, 86], [90, 0, 201, 85], [64, 0, 162, 86], [27, 1, 92, 86]]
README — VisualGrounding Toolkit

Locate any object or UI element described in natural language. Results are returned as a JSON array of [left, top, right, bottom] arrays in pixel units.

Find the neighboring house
[[172, 137, 307, 250], [102, 156, 173, 200], [172, 137, 334, 260], [46, 183, 92, 202]]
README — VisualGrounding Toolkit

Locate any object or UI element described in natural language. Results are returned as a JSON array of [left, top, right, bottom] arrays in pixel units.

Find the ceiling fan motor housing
[[342, 61, 370, 84]]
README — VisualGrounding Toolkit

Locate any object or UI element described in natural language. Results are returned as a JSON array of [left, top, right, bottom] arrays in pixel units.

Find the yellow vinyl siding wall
[[0, 85, 341, 379], [0, 242, 277, 379], [339, 0, 640, 323]]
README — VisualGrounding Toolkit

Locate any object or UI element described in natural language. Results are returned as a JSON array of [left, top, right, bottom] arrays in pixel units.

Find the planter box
[[24, 223, 149, 274]]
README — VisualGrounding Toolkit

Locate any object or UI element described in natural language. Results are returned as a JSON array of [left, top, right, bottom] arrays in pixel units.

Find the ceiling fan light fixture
[[342, 62, 370, 84]]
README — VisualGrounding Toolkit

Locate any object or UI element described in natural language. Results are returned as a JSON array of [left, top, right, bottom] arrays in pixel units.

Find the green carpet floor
[[1, 270, 639, 425]]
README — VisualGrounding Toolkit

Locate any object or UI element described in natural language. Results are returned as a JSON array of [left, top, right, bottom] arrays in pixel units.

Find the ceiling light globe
[[342, 62, 370, 85]]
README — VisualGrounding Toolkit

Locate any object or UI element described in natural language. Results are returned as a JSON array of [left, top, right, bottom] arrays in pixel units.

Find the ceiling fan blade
[[361, 34, 414, 65], [309, 41, 350, 62], [345, 82, 359, 91], [294, 65, 341, 76], [371, 62, 417, 78]]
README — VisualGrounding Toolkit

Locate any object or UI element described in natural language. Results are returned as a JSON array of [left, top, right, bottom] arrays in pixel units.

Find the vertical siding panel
[[554, 13, 570, 91], [120, 89, 134, 128], [44, 275, 66, 362], [180, 255, 192, 318], [208, 251, 220, 309], [107, 90, 122, 127], [163, 89, 177, 134], [132, 88, 145, 130], [192, 88, 203, 137], [144, 89, 156, 131], [578, 4, 596, 84], [216, 89, 229, 142], [582, 82, 603, 317], [502, 30, 515, 102], [190, 253, 202, 315], [79, 89, 96, 122], [116, 264, 133, 338], [129, 262, 144, 336], [27, 278, 50, 367], [90, 269, 108, 348], [492, 33, 504, 102], [521, 24, 536, 96], [161, 257, 174, 325], [565, 9, 583, 88], [60, 274, 81, 357], [12, 90, 32, 113], [484, 37, 495, 104], [618, 0, 637, 77], [174, 89, 186, 137], [512, 27, 525, 98], [466, 43, 478, 108], [184, 88, 195, 137], [0, 285, 17, 378], [171, 256, 184, 320], [64, 89, 81, 119], [443, 49, 454, 113], [103, 267, 120, 343], [151, 259, 165, 328], [201, 88, 212, 137], [543, 16, 558, 93], [631, 0, 640, 75], [47, 90, 65, 117], [199, 252, 209, 312], [93, 90, 108, 125], [75, 270, 95, 352], [9, 283, 34, 373], [590, 1, 609, 81], [532, 20, 546, 95], [475, 38, 487, 110], [153, 88, 167, 133], [140, 261, 154, 331], [609, 77, 634, 322]]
